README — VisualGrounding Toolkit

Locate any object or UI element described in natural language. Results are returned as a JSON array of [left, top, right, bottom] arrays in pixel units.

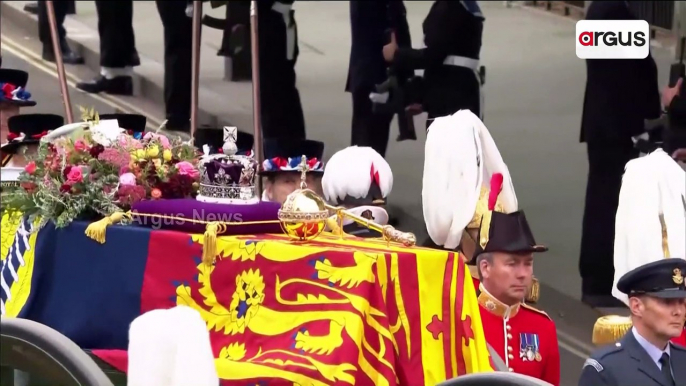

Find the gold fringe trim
[[85, 210, 281, 265], [592, 315, 632, 346], [479, 210, 493, 249], [526, 276, 540, 303], [659, 214, 670, 258]]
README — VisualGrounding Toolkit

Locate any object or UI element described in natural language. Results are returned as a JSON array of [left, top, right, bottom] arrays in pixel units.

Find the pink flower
[[66, 167, 83, 183], [157, 135, 171, 149], [74, 139, 88, 152], [143, 132, 171, 149], [175, 161, 199, 178], [24, 161, 36, 175], [119, 172, 137, 186], [119, 166, 130, 175], [98, 148, 131, 169], [117, 134, 143, 149]]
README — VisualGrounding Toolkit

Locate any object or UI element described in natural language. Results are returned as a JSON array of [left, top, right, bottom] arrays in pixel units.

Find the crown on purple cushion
[[197, 126, 258, 204]]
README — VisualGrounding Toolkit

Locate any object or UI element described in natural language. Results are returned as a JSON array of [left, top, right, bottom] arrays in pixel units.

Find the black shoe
[[42, 44, 84, 65], [23, 2, 38, 15], [76, 76, 133, 96], [582, 294, 627, 308]]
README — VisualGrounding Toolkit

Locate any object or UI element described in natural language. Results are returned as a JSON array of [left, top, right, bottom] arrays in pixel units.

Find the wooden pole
[[250, 1, 264, 197], [46, 1, 74, 123], [191, 1, 203, 138]]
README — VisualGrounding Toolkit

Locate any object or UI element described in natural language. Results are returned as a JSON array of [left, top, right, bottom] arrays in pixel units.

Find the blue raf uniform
[[578, 259, 686, 386]]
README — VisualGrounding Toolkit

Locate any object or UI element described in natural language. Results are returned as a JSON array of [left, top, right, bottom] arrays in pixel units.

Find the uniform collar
[[632, 327, 671, 367], [478, 284, 520, 319]]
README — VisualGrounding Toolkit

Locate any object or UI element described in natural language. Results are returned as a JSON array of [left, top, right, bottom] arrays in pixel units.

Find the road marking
[[556, 330, 595, 360], [0, 37, 163, 131], [559, 339, 591, 360]]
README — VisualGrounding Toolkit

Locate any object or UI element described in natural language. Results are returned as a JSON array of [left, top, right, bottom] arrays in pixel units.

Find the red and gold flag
[[89, 230, 492, 385]]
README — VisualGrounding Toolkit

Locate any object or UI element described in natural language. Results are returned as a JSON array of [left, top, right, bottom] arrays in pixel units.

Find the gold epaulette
[[592, 315, 632, 346], [526, 276, 540, 303], [521, 303, 551, 320]]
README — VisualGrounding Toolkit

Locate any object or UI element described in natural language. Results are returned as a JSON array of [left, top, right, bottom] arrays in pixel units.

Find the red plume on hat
[[480, 173, 503, 248], [488, 173, 503, 211]]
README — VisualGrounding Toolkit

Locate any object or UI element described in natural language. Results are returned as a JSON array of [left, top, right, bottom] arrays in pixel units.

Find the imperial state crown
[[197, 126, 258, 204]]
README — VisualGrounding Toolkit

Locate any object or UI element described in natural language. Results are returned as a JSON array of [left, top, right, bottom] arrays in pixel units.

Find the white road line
[[1, 37, 163, 131], [559, 339, 591, 360]]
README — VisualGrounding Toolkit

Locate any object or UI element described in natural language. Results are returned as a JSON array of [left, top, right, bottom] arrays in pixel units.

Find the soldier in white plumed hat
[[592, 148, 686, 347], [422, 110, 517, 284], [322, 145, 393, 238], [422, 110, 540, 302]]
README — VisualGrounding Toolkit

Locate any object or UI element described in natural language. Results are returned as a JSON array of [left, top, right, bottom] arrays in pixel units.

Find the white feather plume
[[127, 306, 219, 386], [423, 110, 483, 249], [322, 146, 393, 204], [471, 115, 518, 212], [612, 149, 686, 305]]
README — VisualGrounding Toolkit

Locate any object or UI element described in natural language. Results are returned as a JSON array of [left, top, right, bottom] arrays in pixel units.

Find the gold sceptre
[[279, 157, 416, 247], [325, 203, 416, 247]]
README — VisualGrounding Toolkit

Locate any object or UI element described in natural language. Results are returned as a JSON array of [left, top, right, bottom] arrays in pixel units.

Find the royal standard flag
[[0, 217, 492, 385]]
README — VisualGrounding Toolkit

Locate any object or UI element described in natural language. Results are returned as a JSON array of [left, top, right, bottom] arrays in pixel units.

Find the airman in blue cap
[[579, 259, 686, 386]]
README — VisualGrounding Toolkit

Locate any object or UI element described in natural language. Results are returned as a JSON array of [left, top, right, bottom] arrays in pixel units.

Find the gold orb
[[278, 188, 329, 242]]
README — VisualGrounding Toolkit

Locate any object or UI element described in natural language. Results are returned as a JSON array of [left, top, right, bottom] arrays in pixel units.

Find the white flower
[[90, 119, 124, 146]]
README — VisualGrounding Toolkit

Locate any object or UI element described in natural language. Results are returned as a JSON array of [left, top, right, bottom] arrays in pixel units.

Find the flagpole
[[250, 1, 264, 197], [46, 1, 74, 123], [190, 0, 202, 138]]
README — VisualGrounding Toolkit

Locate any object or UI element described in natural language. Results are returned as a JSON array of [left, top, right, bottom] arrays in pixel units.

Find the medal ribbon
[[520, 333, 532, 352]]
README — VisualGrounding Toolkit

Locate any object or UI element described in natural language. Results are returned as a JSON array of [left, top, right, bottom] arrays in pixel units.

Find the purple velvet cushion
[[131, 199, 282, 235]]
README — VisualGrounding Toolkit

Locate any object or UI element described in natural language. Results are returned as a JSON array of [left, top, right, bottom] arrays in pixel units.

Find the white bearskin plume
[[127, 306, 218, 386], [322, 146, 393, 205], [612, 149, 686, 305], [472, 114, 518, 213], [423, 110, 517, 249]]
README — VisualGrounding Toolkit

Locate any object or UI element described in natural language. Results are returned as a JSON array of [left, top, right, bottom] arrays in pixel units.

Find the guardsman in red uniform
[[472, 174, 560, 385], [592, 149, 686, 347], [421, 110, 546, 302]]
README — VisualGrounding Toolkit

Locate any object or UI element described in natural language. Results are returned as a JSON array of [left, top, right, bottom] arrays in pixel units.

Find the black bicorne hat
[[617, 259, 686, 299], [1, 114, 64, 154], [260, 138, 325, 175], [99, 114, 146, 135], [193, 126, 254, 155], [0, 69, 36, 107], [472, 210, 548, 261]]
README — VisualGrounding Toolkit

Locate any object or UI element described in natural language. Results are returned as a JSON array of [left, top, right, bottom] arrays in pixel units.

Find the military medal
[[533, 334, 541, 361], [520, 333, 541, 362]]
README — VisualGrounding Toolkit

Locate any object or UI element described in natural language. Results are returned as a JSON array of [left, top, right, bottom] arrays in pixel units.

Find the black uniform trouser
[[38, 1, 69, 48], [258, 10, 306, 140], [579, 141, 638, 296], [95, 1, 139, 69], [350, 89, 393, 157], [155, 0, 193, 127]]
